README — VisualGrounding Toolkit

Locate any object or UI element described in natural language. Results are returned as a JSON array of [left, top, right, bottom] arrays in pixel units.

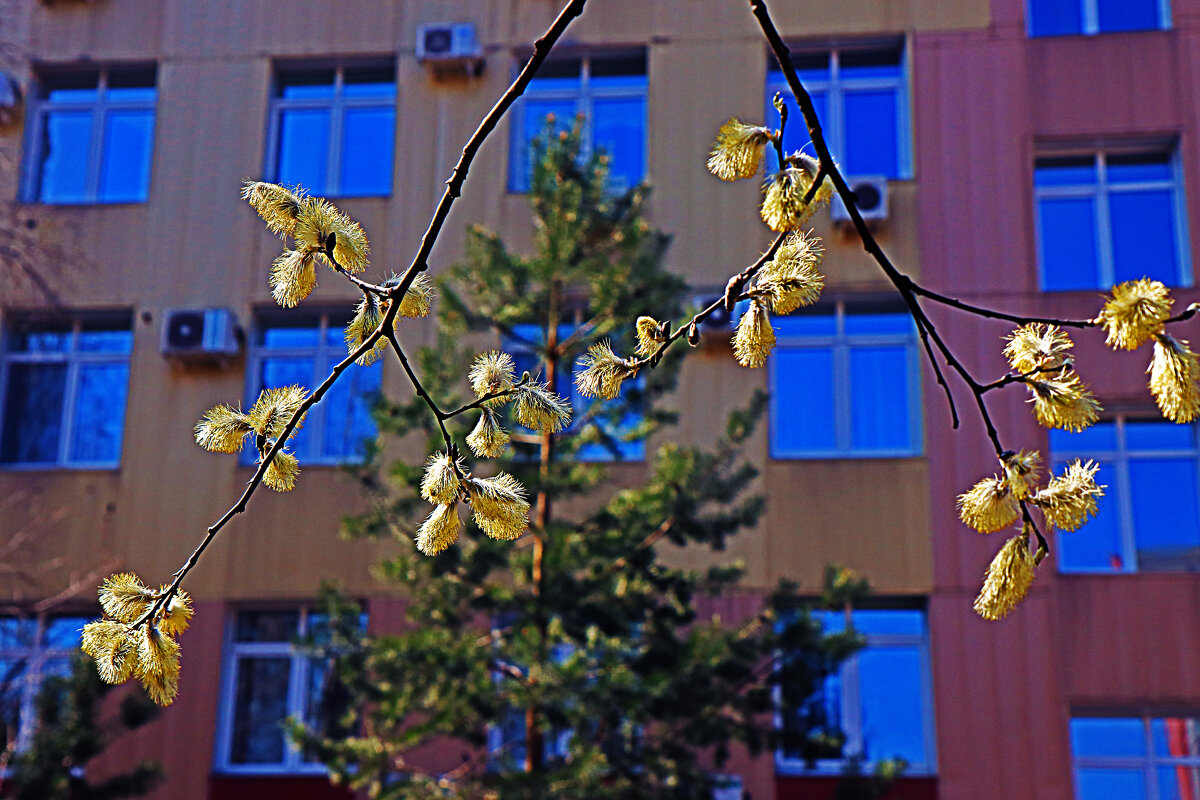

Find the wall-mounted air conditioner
[[831, 176, 888, 223], [161, 308, 240, 363], [416, 23, 483, 75]]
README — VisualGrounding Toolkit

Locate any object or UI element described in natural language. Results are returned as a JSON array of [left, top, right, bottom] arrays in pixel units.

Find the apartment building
[[0, 0, 1195, 798]]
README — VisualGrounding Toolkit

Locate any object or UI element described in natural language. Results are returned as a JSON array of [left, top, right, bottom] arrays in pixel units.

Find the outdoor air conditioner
[[831, 176, 888, 223], [161, 308, 240, 362], [416, 23, 483, 65]]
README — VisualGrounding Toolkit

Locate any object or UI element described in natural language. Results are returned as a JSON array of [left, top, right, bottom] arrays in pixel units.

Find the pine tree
[[3, 655, 162, 800], [301, 122, 866, 799]]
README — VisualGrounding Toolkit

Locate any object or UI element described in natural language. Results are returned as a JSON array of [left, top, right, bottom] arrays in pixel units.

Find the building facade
[[0, 0, 1195, 798]]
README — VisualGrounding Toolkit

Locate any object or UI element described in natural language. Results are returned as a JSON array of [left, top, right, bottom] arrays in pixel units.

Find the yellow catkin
[[415, 503, 462, 556], [421, 452, 463, 504], [575, 341, 637, 400], [155, 589, 194, 637], [1098, 279, 1173, 350], [514, 382, 572, 433], [195, 405, 254, 453], [249, 385, 308, 440], [466, 408, 510, 459], [957, 477, 1020, 533], [635, 316, 665, 358], [1149, 334, 1200, 423], [973, 534, 1037, 621], [294, 198, 370, 272], [707, 118, 772, 181], [732, 299, 775, 368], [269, 249, 318, 308], [468, 473, 530, 541], [469, 351, 516, 402], [344, 294, 388, 366], [397, 273, 436, 318], [262, 449, 300, 492], [99, 573, 153, 623], [1001, 450, 1041, 500], [242, 181, 305, 237], [759, 230, 824, 314], [1004, 324, 1073, 374], [1033, 459, 1104, 532], [1028, 372, 1100, 432], [82, 620, 140, 685]]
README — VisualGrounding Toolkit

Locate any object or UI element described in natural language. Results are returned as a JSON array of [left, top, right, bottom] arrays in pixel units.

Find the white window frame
[[0, 613, 88, 753], [264, 61, 397, 198], [1034, 148, 1192, 290], [21, 65, 157, 204], [774, 609, 937, 777], [0, 313, 133, 469], [1051, 417, 1200, 574], [214, 607, 360, 775], [508, 51, 648, 194], [765, 42, 913, 180], [244, 311, 380, 466], [1026, 0, 1172, 36], [768, 302, 922, 459], [1071, 712, 1200, 799]]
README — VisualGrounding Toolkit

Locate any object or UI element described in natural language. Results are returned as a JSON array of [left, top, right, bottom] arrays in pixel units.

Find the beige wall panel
[[30, 0, 166, 62], [769, 0, 989, 36], [762, 458, 932, 593]]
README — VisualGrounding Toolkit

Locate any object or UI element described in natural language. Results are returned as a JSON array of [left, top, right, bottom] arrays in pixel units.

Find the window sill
[[1027, 27, 1172, 40], [775, 759, 936, 778], [768, 451, 923, 461], [21, 198, 150, 207], [0, 462, 121, 472]]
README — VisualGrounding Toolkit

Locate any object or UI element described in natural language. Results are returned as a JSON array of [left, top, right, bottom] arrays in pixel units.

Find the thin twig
[[144, 0, 590, 622]]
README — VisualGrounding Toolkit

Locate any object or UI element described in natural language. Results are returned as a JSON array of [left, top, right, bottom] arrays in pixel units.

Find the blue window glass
[[270, 64, 396, 197], [1051, 419, 1200, 572], [249, 314, 380, 465], [0, 615, 89, 753], [1028, 0, 1167, 35], [1072, 715, 1200, 800], [509, 54, 647, 193], [1035, 150, 1189, 290], [778, 609, 935, 775], [770, 306, 920, 458], [766, 44, 909, 179], [1, 315, 133, 467], [220, 607, 363, 772], [27, 67, 156, 204]]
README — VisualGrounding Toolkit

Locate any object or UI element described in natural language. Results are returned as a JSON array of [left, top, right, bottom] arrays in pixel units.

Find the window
[[777, 609, 935, 775], [23, 65, 157, 204], [1, 614, 87, 753], [215, 608, 362, 772], [1027, 0, 1170, 36], [246, 313, 381, 465], [267, 63, 396, 197], [1071, 714, 1200, 799], [766, 43, 911, 180], [1050, 418, 1200, 573], [769, 303, 921, 458], [506, 323, 644, 461], [1036, 149, 1190, 291], [1, 313, 133, 467], [509, 52, 647, 193]]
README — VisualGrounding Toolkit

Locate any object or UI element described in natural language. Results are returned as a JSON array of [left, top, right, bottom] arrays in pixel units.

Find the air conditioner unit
[[830, 176, 888, 223], [161, 308, 240, 362], [416, 22, 482, 64]]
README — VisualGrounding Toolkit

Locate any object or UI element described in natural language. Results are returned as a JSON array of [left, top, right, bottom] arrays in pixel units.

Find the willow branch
[[147, 0, 590, 620]]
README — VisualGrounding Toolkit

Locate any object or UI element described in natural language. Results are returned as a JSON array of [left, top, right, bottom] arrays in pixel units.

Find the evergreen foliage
[[4, 654, 162, 800], [303, 122, 867, 799]]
